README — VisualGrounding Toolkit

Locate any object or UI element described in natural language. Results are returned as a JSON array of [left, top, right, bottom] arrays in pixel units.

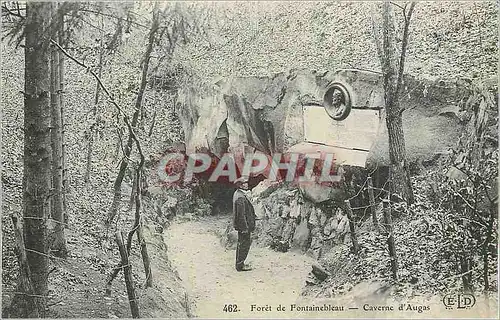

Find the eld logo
[[442, 293, 476, 310]]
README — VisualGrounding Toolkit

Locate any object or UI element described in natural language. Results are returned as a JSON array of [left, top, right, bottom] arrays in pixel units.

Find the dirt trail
[[165, 216, 314, 318], [164, 215, 498, 319]]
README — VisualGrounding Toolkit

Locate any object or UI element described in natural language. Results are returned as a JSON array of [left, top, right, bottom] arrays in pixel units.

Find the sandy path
[[164, 216, 499, 319], [165, 216, 314, 318]]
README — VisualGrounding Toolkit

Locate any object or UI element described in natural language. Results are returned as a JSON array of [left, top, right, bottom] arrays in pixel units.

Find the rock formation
[[176, 69, 467, 169]]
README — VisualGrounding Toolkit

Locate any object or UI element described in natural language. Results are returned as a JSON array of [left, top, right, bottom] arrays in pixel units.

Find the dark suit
[[233, 189, 256, 270]]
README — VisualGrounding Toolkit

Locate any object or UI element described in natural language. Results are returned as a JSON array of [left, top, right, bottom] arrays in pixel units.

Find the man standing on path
[[233, 177, 257, 272]]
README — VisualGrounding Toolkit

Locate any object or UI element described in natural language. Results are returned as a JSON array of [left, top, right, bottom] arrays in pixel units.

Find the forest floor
[[2, 220, 190, 319], [1, 182, 190, 319]]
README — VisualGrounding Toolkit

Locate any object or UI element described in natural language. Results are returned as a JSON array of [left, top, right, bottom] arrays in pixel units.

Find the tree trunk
[[344, 200, 360, 254], [482, 248, 489, 291], [85, 134, 94, 184], [107, 6, 160, 225], [58, 11, 69, 224], [8, 213, 40, 318], [386, 112, 414, 203], [379, 2, 414, 204], [382, 199, 398, 280], [18, 2, 53, 316], [482, 200, 496, 290], [85, 17, 104, 184], [367, 176, 379, 230], [137, 224, 153, 287], [133, 169, 153, 287], [128, 170, 137, 211], [460, 255, 473, 293], [49, 7, 67, 256], [116, 231, 140, 318]]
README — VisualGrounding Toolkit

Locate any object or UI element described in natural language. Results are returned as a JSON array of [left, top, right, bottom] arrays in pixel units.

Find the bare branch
[[50, 39, 143, 168], [77, 8, 149, 29], [2, 4, 25, 19], [79, 16, 106, 33], [395, 2, 416, 97], [390, 2, 406, 11]]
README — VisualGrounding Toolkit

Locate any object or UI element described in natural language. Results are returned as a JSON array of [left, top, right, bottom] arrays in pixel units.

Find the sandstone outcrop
[[176, 69, 467, 169]]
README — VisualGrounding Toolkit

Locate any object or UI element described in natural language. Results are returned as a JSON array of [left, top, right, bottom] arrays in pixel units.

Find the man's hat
[[234, 176, 249, 186]]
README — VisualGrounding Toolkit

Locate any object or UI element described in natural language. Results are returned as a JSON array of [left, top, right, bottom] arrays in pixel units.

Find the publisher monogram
[[442, 293, 476, 310]]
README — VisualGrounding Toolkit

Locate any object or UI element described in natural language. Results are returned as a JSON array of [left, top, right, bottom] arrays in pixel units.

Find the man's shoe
[[236, 264, 253, 272]]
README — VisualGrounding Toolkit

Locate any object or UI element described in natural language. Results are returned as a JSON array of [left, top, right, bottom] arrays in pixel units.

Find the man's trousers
[[235, 232, 251, 270]]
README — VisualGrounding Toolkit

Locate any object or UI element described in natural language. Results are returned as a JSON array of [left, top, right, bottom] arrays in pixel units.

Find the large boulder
[[367, 76, 469, 167], [299, 182, 347, 204], [176, 69, 386, 156]]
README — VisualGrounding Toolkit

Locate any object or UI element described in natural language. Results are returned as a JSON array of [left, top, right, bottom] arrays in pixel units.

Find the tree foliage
[[428, 82, 498, 292]]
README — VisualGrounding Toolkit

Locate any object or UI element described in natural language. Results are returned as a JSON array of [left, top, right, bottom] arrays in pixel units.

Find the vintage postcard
[[1, 1, 498, 319]]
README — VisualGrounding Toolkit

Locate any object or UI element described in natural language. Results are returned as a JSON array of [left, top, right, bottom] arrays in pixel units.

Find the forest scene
[[1, 1, 498, 319]]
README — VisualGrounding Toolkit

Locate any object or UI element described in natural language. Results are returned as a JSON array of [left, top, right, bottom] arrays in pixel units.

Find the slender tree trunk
[[116, 231, 140, 318], [17, 2, 53, 316], [379, 2, 415, 204], [137, 225, 153, 287], [382, 199, 398, 280], [107, 6, 160, 225], [113, 126, 123, 164], [133, 169, 153, 287], [482, 248, 489, 291], [8, 213, 40, 318], [85, 14, 104, 184], [128, 170, 137, 211], [58, 12, 69, 224], [482, 200, 496, 290], [344, 200, 360, 254], [460, 255, 472, 293], [85, 133, 94, 184], [84, 62, 102, 184], [49, 16, 67, 256], [148, 109, 157, 137], [367, 176, 378, 230]]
